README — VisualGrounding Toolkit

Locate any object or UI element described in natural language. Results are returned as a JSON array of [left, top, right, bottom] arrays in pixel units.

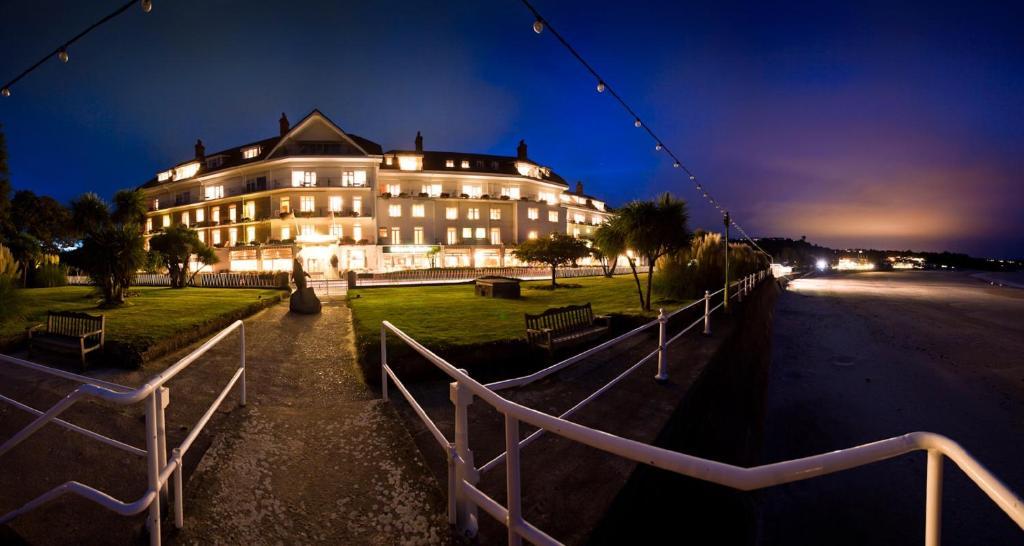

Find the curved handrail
[[382, 318, 1024, 531]]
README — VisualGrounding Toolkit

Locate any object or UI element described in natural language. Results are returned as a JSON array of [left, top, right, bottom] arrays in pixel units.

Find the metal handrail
[[380, 269, 1024, 545], [0, 320, 248, 546]]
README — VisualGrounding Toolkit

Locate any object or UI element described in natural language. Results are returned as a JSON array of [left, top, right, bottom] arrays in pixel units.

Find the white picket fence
[[67, 273, 288, 289]]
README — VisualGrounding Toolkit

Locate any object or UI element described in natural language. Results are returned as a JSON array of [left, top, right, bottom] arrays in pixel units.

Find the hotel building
[[138, 110, 612, 277]]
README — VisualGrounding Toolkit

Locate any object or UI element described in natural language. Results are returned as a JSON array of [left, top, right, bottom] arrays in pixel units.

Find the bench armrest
[[526, 327, 552, 335], [594, 315, 612, 327], [26, 323, 44, 338]]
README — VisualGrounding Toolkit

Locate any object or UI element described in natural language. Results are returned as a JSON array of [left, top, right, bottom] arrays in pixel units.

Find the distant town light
[[816, 259, 829, 271]]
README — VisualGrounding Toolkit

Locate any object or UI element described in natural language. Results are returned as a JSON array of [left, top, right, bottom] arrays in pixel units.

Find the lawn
[[1, 286, 284, 352], [349, 274, 689, 348]]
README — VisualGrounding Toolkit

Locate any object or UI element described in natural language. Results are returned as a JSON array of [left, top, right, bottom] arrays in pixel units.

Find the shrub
[[654, 231, 769, 300], [29, 260, 67, 288], [0, 244, 21, 323]]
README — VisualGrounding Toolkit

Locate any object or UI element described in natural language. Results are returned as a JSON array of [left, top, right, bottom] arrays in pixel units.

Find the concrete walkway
[[172, 302, 448, 545]]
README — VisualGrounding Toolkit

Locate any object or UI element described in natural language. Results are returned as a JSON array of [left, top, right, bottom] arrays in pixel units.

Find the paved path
[[761, 271, 1024, 545], [173, 302, 448, 545]]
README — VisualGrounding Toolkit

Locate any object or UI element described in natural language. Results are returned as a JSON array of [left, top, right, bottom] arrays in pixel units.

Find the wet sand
[[761, 271, 1024, 545]]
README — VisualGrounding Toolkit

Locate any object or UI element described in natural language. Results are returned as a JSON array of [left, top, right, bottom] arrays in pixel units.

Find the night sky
[[1, 1, 1021, 258]]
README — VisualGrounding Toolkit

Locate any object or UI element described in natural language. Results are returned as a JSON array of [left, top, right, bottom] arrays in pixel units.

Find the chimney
[[194, 139, 205, 161], [279, 112, 290, 136], [575, 181, 584, 195], [415, 131, 423, 153], [517, 139, 528, 160]]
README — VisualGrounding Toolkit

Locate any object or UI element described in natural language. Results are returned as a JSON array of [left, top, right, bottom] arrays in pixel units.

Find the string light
[[1, 0, 152, 98], [519, 0, 771, 259]]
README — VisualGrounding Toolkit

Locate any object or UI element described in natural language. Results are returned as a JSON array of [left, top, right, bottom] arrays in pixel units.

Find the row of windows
[[290, 169, 367, 188], [379, 226, 505, 245], [279, 195, 362, 214], [382, 183, 545, 202]]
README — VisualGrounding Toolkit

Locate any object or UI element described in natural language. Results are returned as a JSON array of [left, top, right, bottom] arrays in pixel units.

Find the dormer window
[[205, 156, 223, 169], [157, 170, 172, 182], [242, 146, 261, 159], [445, 159, 455, 168], [460, 160, 470, 169], [385, 156, 394, 166], [173, 162, 200, 181]]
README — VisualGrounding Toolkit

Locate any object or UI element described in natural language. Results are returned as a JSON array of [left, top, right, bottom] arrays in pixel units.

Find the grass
[[349, 274, 688, 348], [1, 286, 283, 352]]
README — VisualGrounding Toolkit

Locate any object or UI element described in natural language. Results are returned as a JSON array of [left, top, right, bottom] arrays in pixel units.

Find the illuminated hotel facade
[[138, 110, 612, 277]]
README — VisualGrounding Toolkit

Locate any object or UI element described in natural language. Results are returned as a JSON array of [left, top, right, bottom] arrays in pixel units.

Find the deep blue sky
[[1, 1, 1022, 258]]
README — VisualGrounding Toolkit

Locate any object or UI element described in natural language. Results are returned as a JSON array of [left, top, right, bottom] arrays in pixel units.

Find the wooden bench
[[525, 303, 611, 354], [28, 311, 105, 368]]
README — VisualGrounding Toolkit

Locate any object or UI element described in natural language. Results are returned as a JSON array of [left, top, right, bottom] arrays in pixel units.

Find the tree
[[11, 189, 73, 253], [612, 193, 691, 311], [149, 225, 218, 288], [65, 191, 147, 306], [591, 222, 626, 278], [512, 233, 590, 288]]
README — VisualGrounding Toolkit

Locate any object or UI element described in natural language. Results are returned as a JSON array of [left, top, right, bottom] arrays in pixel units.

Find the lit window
[[281, 226, 290, 240], [212, 230, 221, 244], [212, 208, 220, 223], [592, 216, 602, 225], [329, 196, 342, 212], [195, 209, 205, 223], [462, 227, 473, 239], [539, 191, 556, 204], [446, 159, 455, 168], [301, 195, 315, 212], [528, 230, 538, 240], [146, 218, 153, 232], [467, 208, 480, 220], [301, 225, 315, 237], [490, 228, 501, 245], [229, 227, 238, 244], [229, 206, 237, 222], [386, 183, 401, 195], [475, 227, 485, 239], [153, 198, 160, 210], [353, 170, 367, 186], [389, 204, 402, 217], [412, 204, 425, 217], [353, 224, 362, 241], [397, 156, 419, 170], [447, 227, 457, 244], [574, 213, 585, 223], [242, 146, 260, 159], [181, 211, 190, 226], [246, 226, 256, 242], [174, 162, 200, 181], [244, 202, 255, 220], [573, 227, 581, 238], [527, 207, 539, 220], [280, 197, 290, 213], [157, 171, 172, 182], [330, 224, 343, 237], [342, 171, 355, 186], [421, 183, 442, 197], [446, 207, 458, 220], [548, 210, 559, 223], [352, 197, 362, 215], [463, 184, 482, 198], [414, 227, 424, 245], [385, 156, 394, 166], [379, 227, 388, 239], [501, 187, 520, 200], [391, 228, 401, 245], [460, 160, 470, 168], [162, 214, 170, 227], [490, 208, 501, 220], [292, 170, 316, 187]]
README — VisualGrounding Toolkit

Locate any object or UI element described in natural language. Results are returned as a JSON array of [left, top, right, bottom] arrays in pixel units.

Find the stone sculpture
[[289, 258, 321, 314]]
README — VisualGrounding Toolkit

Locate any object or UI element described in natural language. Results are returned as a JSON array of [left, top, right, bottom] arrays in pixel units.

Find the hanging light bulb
[[1, 87, 10, 97], [689, 175, 696, 180], [532, 18, 544, 34], [633, 119, 642, 128], [672, 161, 680, 168], [57, 48, 69, 63], [655, 143, 662, 151], [141, 0, 153, 13], [596, 81, 605, 93]]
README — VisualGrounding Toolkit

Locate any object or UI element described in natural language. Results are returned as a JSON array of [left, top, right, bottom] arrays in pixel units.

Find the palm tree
[[591, 222, 626, 278], [614, 193, 690, 311], [67, 190, 147, 306]]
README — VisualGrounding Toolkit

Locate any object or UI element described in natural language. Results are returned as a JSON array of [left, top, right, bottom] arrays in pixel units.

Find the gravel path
[[174, 302, 449, 545], [761, 271, 1024, 545]]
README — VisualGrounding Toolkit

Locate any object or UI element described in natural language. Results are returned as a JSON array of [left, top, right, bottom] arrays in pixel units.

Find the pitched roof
[[382, 150, 569, 187]]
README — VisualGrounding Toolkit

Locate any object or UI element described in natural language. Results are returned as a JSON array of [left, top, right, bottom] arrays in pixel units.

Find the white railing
[[0, 320, 248, 546], [380, 269, 1024, 545]]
